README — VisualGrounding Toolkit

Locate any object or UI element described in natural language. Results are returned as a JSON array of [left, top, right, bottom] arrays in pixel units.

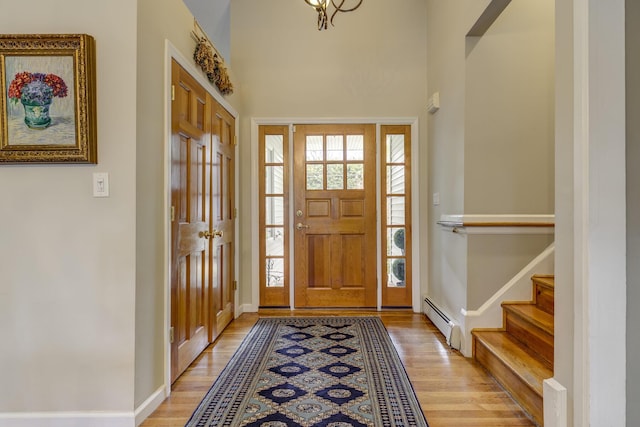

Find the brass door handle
[[199, 229, 224, 239], [199, 230, 212, 239], [296, 223, 310, 231]]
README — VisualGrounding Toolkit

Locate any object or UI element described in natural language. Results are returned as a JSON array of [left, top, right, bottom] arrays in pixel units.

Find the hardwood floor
[[140, 311, 536, 427]]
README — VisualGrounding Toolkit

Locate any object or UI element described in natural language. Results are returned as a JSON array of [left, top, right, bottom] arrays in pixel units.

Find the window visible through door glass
[[304, 133, 366, 191], [306, 164, 323, 190], [327, 164, 344, 190], [306, 136, 323, 161], [266, 135, 284, 163], [346, 136, 364, 160], [265, 196, 284, 225], [346, 163, 364, 189], [265, 166, 284, 194], [326, 135, 343, 161], [265, 227, 284, 256]]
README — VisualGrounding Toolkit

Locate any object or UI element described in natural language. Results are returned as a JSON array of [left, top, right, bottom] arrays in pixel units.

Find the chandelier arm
[[317, 7, 328, 30], [304, 0, 360, 30], [331, 0, 363, 13]]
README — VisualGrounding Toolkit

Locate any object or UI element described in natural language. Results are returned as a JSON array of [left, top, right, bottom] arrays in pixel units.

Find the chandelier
[[303, 0, 363, 31]]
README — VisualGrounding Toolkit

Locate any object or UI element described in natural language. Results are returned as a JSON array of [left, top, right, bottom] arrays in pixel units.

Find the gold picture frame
[[0, 34, 97, 163]]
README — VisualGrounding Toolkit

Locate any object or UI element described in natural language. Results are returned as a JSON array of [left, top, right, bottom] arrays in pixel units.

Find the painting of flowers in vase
[[4, 55, 76, 147], [1, 34, 96, 164]]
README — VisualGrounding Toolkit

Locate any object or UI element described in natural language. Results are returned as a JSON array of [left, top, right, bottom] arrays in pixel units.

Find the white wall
[[584, 1, 627, 424], [464, 0, 555, 214], [555, 0, 627, 425], [230, 0, 428, 307], [426, 0, 555, 325], [0, 0, 138, 419], [466, 234, 554, 309], [627, 0, 639, 425], [426, 1, 486, 323], [183, 0, 231, 63], [553, 0, 575, 423]]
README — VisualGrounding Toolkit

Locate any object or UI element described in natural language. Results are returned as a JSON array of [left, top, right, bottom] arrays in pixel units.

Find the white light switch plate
[[93, 172, 109, 197]]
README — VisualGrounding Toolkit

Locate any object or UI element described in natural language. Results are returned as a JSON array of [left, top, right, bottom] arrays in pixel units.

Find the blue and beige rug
[[185, 316, 428, 426]]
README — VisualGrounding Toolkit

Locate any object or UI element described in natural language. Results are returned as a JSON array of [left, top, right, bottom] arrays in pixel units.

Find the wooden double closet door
[[170, 60, 235, 383]]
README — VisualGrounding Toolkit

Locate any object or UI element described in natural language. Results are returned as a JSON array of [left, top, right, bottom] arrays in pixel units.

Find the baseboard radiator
[[423, 297, 461, 349]]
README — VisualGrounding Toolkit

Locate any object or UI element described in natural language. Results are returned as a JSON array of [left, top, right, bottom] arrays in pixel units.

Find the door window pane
[[306, 164, 324, 190], [265, 227, 284, 256], [386, 135, 405, 163], [387, 196, 405, 225], [265, 196, 284, 225], [387, 258, 406, 288], [346, 163, 364, 189], [346, 135, 364, 160], [326, 135, 344, 161], [265, 166, 284, 194], [387, 227, 406, 256], [266, 258, 284, 287], [327, 164, 344, 190], [266, 135, 284, 163], [306, 136, 324, 161], [386, 165, 405, 194]]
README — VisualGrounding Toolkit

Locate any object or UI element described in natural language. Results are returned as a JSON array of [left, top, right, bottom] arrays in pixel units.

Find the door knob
[[296, 222, 310, 231], [199, 230, 212, 239], [199, 229, 224, 239]]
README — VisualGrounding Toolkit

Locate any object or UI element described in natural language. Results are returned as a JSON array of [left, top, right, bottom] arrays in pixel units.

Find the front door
[[293, 124, 377, 307]]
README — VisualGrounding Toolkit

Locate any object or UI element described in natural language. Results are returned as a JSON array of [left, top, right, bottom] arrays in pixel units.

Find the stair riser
[[535, 283, 554, 314], [505, 312, 554, 369], [473, 337, 543, 426]]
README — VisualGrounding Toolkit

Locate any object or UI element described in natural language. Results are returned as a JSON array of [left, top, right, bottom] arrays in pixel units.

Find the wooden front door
[[293, 124, 377, 308], [211, 103, 235, 336], [170, 61, 212, 382]]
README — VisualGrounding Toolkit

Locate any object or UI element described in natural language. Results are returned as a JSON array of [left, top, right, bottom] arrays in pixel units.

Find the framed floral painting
[[0, 34, 97, 163]]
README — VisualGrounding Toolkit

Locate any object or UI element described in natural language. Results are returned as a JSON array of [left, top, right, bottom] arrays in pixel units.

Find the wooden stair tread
[[502, 303, 554, 335], [531, 275, 554, 289], [472, 330, 552, 396]]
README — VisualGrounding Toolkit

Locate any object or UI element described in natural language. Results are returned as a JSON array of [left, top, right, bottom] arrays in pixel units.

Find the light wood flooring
[[140, 311, 536, 427]]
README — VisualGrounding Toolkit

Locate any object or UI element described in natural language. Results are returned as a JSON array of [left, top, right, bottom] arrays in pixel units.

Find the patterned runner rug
[[185, 317, 429, 426]]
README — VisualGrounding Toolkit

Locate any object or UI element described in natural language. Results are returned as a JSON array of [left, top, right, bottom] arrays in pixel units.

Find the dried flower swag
[[194, 37, 233, 95]]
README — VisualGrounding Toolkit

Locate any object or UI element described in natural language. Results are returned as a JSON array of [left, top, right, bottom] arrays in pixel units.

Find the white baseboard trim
[[0, 411, 134, 427], [134, 385, 168, 426], [239, 303, 258, 314]]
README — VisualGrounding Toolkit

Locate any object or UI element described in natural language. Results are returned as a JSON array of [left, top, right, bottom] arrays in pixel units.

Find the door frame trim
[[163, 40, 240, 395], [251, 117, 421, 312]]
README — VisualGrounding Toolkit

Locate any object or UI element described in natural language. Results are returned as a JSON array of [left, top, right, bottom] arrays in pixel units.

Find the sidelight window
[[259, 126, 290, 307]]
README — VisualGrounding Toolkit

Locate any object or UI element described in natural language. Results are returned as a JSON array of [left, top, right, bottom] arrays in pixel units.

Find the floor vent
[[423, 297, 461, 349]]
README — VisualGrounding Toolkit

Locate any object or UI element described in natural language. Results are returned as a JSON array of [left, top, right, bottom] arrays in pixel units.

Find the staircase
[[471, 275, 554, 426]]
